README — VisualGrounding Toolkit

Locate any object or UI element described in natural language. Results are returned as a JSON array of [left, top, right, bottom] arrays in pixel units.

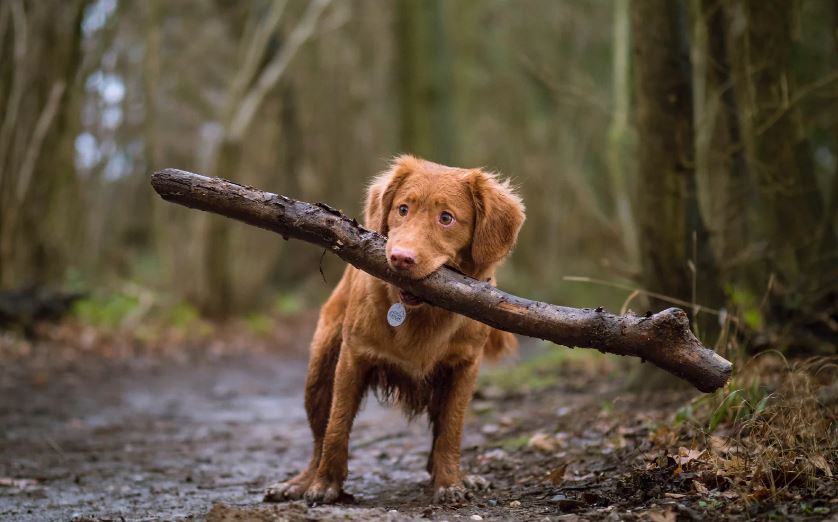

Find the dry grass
[[681, 354, 837, 503]]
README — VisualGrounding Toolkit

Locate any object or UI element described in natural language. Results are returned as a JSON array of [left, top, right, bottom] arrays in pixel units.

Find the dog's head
[[364, 155, 525, 303]]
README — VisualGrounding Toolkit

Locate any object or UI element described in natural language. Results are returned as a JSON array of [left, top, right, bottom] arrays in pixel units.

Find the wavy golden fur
[[265, 155, 525, 505]]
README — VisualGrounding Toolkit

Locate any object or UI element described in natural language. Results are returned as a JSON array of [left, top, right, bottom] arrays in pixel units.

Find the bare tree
[[396, 0, 457, 164], [197, 0, 334, 316], [0, 0, 88, 287], [690, 0, 750, 284], [629, 0, 724, 386], [723, 1, 836, 298]]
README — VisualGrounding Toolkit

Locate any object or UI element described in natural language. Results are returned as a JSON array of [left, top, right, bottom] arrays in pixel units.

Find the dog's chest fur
[[345, 272, 486, 380]]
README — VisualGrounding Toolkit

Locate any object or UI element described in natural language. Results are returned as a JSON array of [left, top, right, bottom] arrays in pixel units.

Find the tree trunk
[[194, 0, 332, 316], [630, 0, 724, 388], [690, 0, 751, 287], [151, 168, 733, 392], [606, 0, 639, 267], [396, 0, 457, 164], [0, 0, 88, 288], [723, 1, 834, 296], [631, 0, 723, 322]]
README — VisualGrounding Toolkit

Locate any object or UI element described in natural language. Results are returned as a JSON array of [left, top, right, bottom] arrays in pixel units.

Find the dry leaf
[[672, 446, 705, 466], [528, 432, 557, 453], [647, 508, 676, 522], [745, 487, 771, 502], [709, 435, 739, 455], [547, 464, 567, 485], [809, 454, 833, 477], [692, 479, 709, 495]]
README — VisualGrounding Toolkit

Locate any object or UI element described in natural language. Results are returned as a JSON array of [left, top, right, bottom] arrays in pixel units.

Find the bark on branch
[[151, 168, 733, 392]]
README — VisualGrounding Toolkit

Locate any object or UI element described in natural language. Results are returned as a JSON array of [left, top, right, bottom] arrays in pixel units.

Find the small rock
[[488, 499, 498, 506], [550, 494, 584, 511], [509, 500, 522, 508], [478, 448, 509, 463], [470, 516, 483, 521], [481, 424, 500, 435]]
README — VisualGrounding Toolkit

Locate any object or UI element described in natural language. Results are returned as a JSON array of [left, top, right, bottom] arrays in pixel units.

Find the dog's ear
[[467, 169, 526, 268], [365, 155, 416, 236]]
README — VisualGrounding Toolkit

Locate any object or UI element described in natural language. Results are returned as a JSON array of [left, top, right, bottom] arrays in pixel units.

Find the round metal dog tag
[[387, 302, 406, 327]]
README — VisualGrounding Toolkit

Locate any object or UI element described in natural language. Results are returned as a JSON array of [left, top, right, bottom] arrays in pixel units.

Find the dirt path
[[0, 339, 600, 521], [2, 338, 832, 521]]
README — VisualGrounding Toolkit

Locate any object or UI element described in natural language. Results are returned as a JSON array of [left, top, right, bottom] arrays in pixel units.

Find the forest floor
[[0, 318, 835, 521]]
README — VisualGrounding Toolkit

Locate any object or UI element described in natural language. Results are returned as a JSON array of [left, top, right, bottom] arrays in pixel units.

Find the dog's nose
[[389, 247, 416, 269]]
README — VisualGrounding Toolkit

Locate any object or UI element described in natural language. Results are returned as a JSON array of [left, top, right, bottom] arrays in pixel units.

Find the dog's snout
[[389, 247, 416, 270]]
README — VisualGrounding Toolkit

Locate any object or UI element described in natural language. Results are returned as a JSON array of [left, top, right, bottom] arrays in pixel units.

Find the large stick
[[151, 169, 732, 392]]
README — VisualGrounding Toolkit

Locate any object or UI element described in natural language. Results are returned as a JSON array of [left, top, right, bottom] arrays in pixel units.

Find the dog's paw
[[263, 480, 307, 502], [433, 483, 473, 504], [303, 478, 342, 505], [463, 474, 491, 492]]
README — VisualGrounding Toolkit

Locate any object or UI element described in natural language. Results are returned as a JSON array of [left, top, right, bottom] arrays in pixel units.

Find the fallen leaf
[[744, 487, 771, 502], [809, 454, 833, 477], [547, 464, 567, 485], [692, 479, 709, 495], [528, 432, 558, 453], [647, 508, 676, 522], [671, 446, 705, 474]]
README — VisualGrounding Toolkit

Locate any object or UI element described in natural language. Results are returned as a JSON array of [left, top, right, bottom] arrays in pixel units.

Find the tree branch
[[228, 0, 332, 140], [150, 168, 733, 392]]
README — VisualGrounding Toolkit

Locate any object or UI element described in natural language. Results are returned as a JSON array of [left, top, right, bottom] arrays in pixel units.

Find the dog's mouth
[[399, 290, 424, 307]]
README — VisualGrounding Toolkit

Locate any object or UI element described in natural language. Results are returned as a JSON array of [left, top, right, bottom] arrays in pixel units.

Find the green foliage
[[72, 293, 141, 329], [698, 499, 723, 510], [494, 435, 530, 451], [800, 504, 830, 516], [245, 313, 273, 336], [167, 302, 201, 329], [673, 378, 772, 432], [273, 293, 302, 317], [674, 403, 693, 424], [706, 383, 771, 432], [727, 286, 763, 331]]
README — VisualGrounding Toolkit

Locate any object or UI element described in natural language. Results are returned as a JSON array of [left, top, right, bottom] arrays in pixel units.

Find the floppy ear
[[467, 169, 526, 267], [363, 183, 383, 231], [364, 155, 416, 235]]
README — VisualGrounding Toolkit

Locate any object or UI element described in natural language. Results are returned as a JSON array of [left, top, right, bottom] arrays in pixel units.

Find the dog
[[264, 155, 525, 504]]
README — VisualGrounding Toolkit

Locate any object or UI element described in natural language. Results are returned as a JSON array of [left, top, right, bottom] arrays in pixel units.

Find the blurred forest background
[[1, 0, 836, 356]]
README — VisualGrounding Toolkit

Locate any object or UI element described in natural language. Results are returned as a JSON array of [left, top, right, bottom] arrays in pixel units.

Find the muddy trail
[[1, 332, 833, 521]]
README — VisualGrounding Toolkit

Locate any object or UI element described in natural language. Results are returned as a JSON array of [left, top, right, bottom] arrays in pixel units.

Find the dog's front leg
[[429, 359, 487, 503], [304, 345, 367, 504]]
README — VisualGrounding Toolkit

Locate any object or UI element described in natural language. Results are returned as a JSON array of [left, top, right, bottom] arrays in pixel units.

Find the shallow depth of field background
[[1, 0, 836, 361]]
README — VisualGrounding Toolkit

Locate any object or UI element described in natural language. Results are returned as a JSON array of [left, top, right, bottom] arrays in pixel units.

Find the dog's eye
[[398, 204, 409, 216], [439, 211, 455, 226]]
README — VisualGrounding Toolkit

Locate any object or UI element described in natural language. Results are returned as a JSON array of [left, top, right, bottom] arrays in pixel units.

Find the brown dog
[[264, 155, 525, 504]]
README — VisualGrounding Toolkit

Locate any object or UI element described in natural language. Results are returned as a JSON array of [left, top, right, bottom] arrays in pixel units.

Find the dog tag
[[387, 302, 406, 327]]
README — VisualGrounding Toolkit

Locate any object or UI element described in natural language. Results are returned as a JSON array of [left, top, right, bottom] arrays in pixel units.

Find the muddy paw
[[303, 478, 342, 505], [433, 484, 473, 504], [462, 474, 491, 492], [263, 480, 308, 502]]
